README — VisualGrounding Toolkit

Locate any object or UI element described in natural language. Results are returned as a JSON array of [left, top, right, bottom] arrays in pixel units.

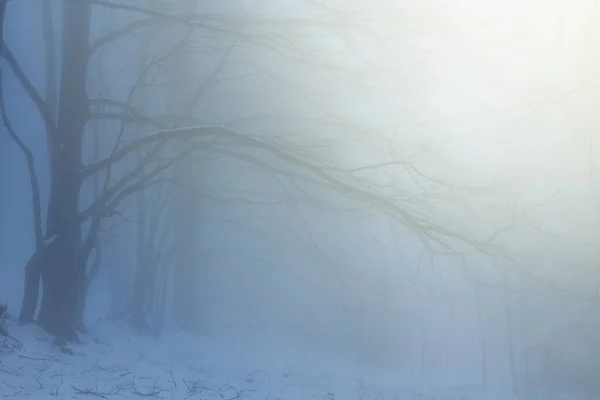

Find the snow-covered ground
[[0, 318, 573, 400], [0, 319, 424, 400]]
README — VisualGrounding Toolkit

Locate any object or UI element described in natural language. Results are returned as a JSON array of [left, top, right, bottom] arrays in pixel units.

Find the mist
[[2, 1, 600, 399]]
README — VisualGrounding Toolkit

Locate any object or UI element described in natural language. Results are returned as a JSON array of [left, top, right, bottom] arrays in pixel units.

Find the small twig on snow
[[169, 365, 177, 388]]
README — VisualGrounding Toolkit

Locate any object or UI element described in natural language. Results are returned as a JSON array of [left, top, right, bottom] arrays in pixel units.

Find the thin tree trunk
[[74, 246, 100, 333], [503, 271, 518, 397], [169, 0, 204, 330], [19, 251, 43, 323], [128, 1, 169, 332], [0, 1, 6, 45], [130, 184, 166, 332], [1, 0, 46, 325], [128, 53, 151, 330], [73, 120, 103, 333], [19, 0, 57, 325], [172, 162, 199, 330], [154, 253, 171, 331], [130, 184, 150, 330], [475, 283, 488, 388]]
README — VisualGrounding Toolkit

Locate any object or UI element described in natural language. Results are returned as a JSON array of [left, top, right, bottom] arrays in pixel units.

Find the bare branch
[[0, 42, 57, 137], [88, 98, 167, 128], [80, 123, 478, 249], [81, 145, 195, 222], [95, 29, 194, 212], [87, 112, 162, 127], [0, 54, 44, 251], [81, 125, 220, 178], [90, 17, 165, 55], [84, 0, 196, 24], [81, 142, 166, 221], [80, 0, 366, 33], [72, 385, 121, 398], [101, 174, 173, 220]]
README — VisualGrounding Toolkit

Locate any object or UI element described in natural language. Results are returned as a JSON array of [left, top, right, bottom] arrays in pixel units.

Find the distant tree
[[0, 303, 8, 337]]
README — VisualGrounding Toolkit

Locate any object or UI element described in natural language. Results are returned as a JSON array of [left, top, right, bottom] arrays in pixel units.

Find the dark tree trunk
[[128, 19, 155, 333], [172, 174, 199, 330], [153, 260, 170, 333], [0, 2, 5, 272], [74, 114, 103, 333], [0, 1, 6, 44], [73, 241, 101, 334], [37, 1, 91, 341], [19, 250, 44, 323], [166, 11, 203, 329], [129, 177, 149, 330], [129, 187, 162, 333], [129, 256, 160, 332], [38, 227, 81, 341], [72, 255, 88, 334]]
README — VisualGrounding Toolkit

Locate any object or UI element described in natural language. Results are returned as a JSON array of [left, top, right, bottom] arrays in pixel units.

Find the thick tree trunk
[[38, 227, 81, 340], [37, 1, 91, 341], [0, 1, 5, 271]]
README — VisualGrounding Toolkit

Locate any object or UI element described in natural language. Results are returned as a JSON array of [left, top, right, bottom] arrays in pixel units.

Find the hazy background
[[2, 0, 600, 398]]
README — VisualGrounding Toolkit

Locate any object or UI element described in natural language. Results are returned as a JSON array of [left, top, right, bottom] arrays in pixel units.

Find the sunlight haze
[[2, 0, 600, 399]]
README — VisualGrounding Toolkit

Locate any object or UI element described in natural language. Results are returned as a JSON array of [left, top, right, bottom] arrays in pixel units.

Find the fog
[[2, 0, 600, 399]]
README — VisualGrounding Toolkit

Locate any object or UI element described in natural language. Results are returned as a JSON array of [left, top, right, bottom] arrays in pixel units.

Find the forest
[[1, 1, 600, 399]]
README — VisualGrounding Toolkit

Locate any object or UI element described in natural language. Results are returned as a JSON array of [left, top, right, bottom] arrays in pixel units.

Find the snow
[[0, 320, 589, 400], [0, 318, 588, 400], [0, 319, 428, 400]]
